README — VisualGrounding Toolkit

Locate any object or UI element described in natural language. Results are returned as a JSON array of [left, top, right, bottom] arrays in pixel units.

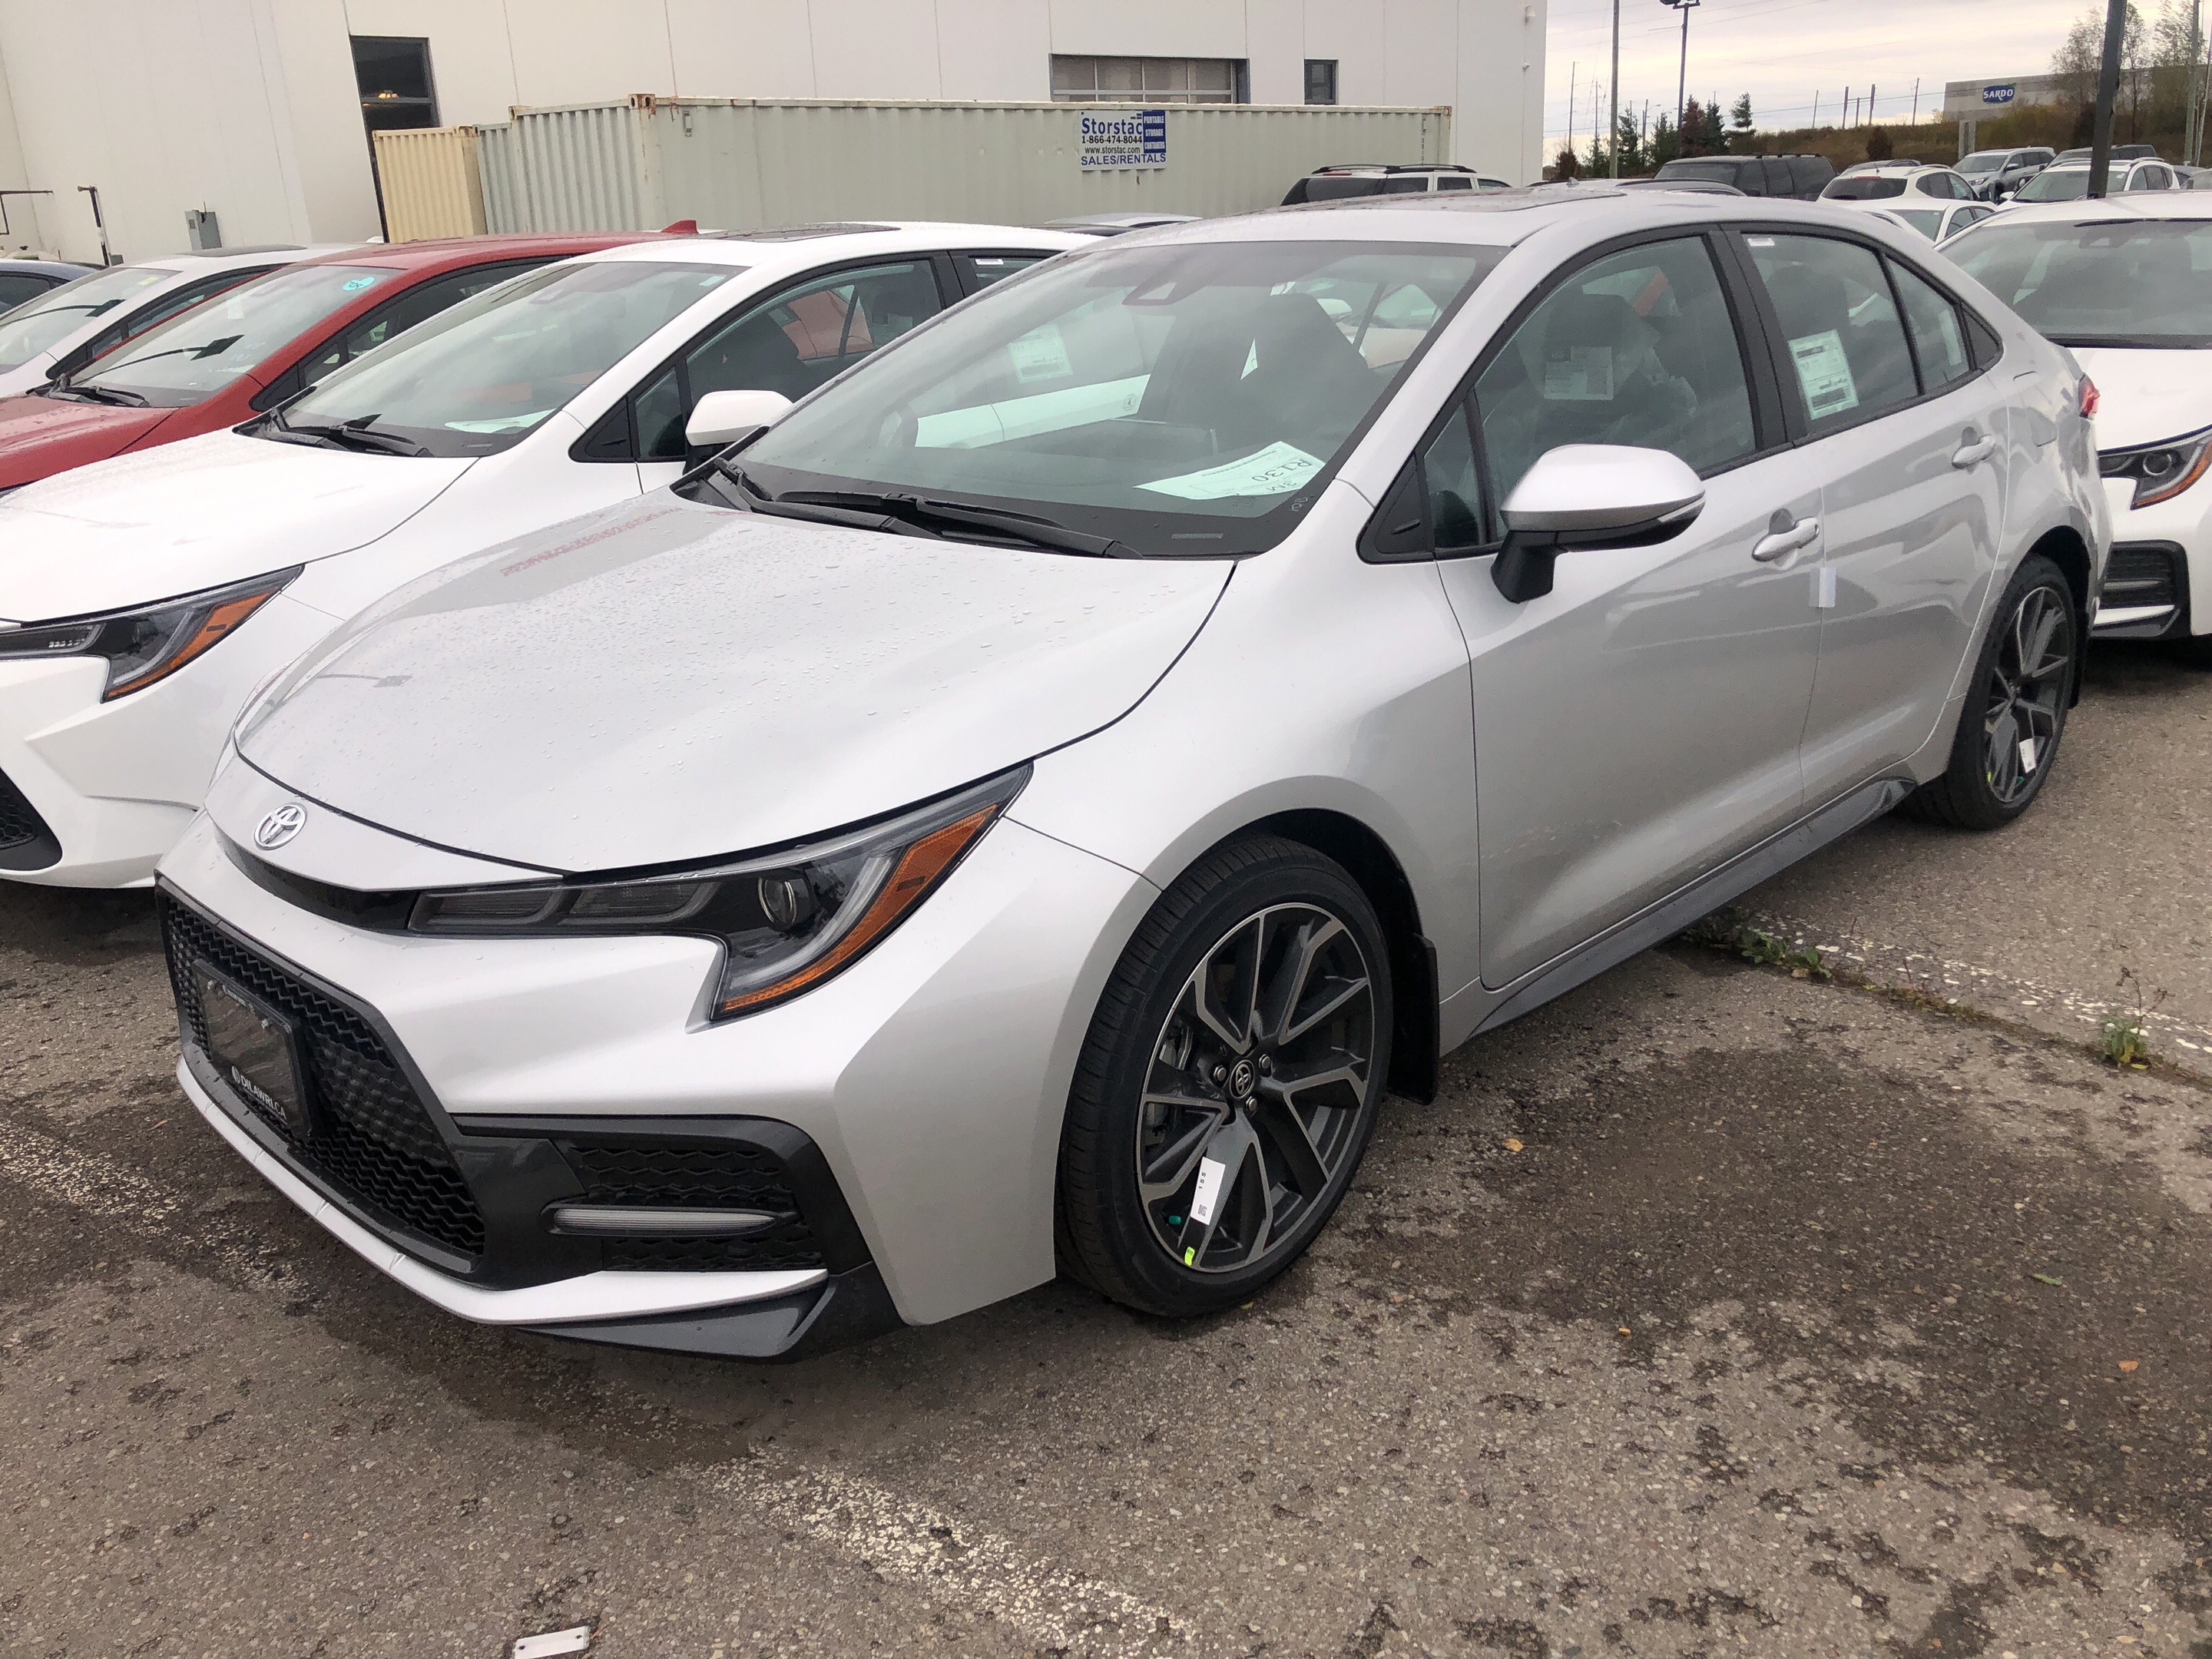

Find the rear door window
[[1474, 235, 1757, 501], [1890, 260, 1975, 392], [1742, 233, 1919, 434]]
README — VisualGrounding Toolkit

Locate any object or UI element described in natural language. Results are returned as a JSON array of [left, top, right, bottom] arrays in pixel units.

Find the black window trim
[[247, 257, 553, 413], [572, 252, 969, 465], [1359, 223, 1784, 566], [1724, 223, 2002, 449]]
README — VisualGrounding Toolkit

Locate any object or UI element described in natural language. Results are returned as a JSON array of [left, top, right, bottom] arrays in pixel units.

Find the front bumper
[[0, 594, 336, 886], [2091, 476, 2211, 639], [156, 797, 1154, 1336]]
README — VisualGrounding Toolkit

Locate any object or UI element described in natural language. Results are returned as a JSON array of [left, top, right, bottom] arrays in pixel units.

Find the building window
[[351, 36, 439, 135], [1050, 56, 1247, 104], [1304, 60, 1339, 105]]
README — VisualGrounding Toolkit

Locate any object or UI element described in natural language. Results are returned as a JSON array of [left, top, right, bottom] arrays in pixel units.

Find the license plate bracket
[[194, 963, 313, 1140]]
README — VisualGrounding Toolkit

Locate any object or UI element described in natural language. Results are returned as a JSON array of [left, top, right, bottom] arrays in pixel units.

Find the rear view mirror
[[1492, 444, 1705, 604], [684, 388, 793, 466]]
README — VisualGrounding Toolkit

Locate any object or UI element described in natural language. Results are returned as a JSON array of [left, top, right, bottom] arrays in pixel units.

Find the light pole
[[1609, 0, 1621, 177], [1661, 0, 1700, 139], [2088, 0, 2128, 197]]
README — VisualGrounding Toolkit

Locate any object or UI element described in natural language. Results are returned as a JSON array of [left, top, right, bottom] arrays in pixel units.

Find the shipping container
[[370, 127, 487, 241], [461, 95, 1452, 235]]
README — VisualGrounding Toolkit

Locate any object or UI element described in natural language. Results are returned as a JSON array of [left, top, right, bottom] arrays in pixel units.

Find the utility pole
[[1661, 0, 1699, 134], [1911, 77, 1920, 124], [2088, 0, 2128, 197], [1608, 0, 1621, 177], [1566, 60, 1576, 165], [1843, 85, 1851, 129], [1869, 84, 1877, 127], [1812, 89, 1820, 127]]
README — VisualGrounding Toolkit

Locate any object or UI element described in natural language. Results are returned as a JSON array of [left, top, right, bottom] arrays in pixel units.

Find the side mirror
[[1491, 444, 1704, 604], [684, 388, 793, 467]]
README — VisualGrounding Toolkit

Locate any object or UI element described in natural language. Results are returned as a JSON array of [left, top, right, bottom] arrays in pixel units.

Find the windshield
[[2016, 169, 2092, 202], [733, 239, 1497, 555], [1958, 153, 2007, 174], [1945, 217, 2212, 346], [1896, 208, 1945, 238], [74, 263, 401, 406], [1824, 175, 1908, 200], [269, 260, 746, 457], [0, 264, 175, 370]]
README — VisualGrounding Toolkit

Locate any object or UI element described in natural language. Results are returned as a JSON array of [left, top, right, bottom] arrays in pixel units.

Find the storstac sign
[[1078, 108, 1168, 169]]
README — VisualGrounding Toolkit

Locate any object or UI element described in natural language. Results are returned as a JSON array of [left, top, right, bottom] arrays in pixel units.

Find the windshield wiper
[[265, 409, 429, 457], [732, 463, 1131, 556], [40, 382, 147, 406]]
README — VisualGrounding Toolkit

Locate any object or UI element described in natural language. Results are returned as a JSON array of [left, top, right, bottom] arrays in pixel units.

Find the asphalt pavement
[[3, 642, 2208, 1659]]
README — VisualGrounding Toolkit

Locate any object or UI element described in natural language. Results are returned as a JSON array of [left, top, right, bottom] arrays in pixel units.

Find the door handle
[[1952, 432, 1998, 468], [1751, 515, 1820, 561]]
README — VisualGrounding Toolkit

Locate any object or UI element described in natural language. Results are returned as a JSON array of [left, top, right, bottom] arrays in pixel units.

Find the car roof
[[1983, 192, 2212, 227], [0, 258, 97, 279], [571, 222, 1091, 270], [140, 244, 355, 270], [296, 232, 653, 272]]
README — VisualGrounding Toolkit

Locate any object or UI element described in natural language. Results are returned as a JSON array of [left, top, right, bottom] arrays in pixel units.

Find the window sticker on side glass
[[1789, 329, 1859, 419], [1007, 325, 1072, 382], [1543, 345, 1614, 401], [1139, 440, 1323, 500]]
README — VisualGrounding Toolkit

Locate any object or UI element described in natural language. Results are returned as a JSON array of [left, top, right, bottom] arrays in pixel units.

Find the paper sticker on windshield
[[1140, 441, 1323, 500], [1543, 345, 1614, 402], [1789, 329, 1859, 419], [1188, 1156, 1228, 1227], [342, 276, 381, 293], [1008, 325, 1071, 383]]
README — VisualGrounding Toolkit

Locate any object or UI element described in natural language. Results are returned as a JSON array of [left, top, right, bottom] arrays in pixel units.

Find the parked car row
[[6, 177, 2194, 1359]]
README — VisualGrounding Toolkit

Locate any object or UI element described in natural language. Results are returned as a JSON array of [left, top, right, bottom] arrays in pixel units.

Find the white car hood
[[237, 494, 1230, 873], [2075, 346, 2212, 452], [0, 430, 471, 622]]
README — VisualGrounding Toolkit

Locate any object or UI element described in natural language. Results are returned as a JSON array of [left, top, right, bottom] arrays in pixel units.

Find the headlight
[[408, 767, 1028, 1019], [0, 569, 300, 699], [2100, 428, 2212, 510]]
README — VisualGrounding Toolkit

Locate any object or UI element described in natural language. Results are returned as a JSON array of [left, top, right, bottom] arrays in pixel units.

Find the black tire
[[2172, 633, 2212, 671], [1056, 836, 1392, 1317], [1901, 552, 2078, 831]]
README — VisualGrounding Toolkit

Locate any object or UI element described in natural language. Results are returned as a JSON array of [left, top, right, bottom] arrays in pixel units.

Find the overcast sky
[[1542, 0, 2094, 149]]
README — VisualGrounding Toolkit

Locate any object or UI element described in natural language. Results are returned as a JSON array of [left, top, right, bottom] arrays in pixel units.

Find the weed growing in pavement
[[2097, 965, 2165, 1070], [1681, 909, 1832, 979]]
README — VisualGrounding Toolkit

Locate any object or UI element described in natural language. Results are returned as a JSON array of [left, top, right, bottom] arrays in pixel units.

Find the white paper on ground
[[1140, 441, 1323, 500], [1188, 1156, 1228, 1226], [1542, 344, 1615, 402], [512, 1628, 593, 1658], [1788, 329, 1859, 421]]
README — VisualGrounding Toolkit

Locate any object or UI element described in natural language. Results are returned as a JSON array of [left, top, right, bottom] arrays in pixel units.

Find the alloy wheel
[[1982, 583, 2073, 806], [1134, 903, 1376, 1275]]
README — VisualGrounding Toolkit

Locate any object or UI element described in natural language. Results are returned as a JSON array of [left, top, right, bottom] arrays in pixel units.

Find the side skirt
[[1463, 775, 1913, 1039]]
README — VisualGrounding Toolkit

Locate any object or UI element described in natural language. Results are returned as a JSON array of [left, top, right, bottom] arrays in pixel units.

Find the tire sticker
[[1188, 1156, 1228, 1227], [2019, 736, 2038, 773]]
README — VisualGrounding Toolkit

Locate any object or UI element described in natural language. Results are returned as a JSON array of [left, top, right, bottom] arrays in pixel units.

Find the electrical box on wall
[[185, 208, 221, 250]]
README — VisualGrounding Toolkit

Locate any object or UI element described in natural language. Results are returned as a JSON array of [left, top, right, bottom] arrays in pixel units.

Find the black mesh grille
[[163, 902, 487, 1257], [561, 1142, 826, 1273], [0, 767, 52, 854], [2105, 543, 2180, 611]]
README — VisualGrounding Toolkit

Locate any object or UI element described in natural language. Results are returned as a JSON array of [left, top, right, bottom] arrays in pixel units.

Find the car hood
[[0, 429, 472, 622], [237, 495, 1231, 873], [0, 392, 175, 488], [2074, 346, 2212, 452]]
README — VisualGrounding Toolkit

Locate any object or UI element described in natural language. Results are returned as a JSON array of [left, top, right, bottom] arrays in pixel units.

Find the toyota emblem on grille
[[255, 804, 306, 849]]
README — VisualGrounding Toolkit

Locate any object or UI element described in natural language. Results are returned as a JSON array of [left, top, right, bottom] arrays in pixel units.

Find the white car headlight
[[2100, 426, 2212, 510], [0, 568, 299, 699]]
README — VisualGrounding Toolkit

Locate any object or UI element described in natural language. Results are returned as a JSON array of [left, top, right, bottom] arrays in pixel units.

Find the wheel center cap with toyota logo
[[255, 804, 306, 850], [1227, 1057, 1258, 1103]]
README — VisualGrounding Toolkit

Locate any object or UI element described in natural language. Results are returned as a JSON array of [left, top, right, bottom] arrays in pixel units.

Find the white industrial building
[[0, 0, 1545, 266]]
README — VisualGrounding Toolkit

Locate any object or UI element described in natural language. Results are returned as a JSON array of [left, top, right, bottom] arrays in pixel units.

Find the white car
[[1820, 161, 1980, 209], [0, 247, 347, 399], [2002, 156, 2187, 208], [1945, 193, 2212, 656], [1849, 200, 1998, 242], [155, 191, 2102, 1354], [0, 226, 1085, 885]]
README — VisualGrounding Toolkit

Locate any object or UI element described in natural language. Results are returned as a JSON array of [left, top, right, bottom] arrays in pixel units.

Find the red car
[[0, 234, 650, 491]]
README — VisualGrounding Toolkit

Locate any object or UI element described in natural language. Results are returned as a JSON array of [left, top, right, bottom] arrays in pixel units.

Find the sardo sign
[[1078, 108, 1168, 169], [1981, 83, 2018, 105]]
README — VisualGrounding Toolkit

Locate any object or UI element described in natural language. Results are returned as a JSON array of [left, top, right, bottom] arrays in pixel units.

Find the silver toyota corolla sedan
[[156, 187, 2107, 1357]]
